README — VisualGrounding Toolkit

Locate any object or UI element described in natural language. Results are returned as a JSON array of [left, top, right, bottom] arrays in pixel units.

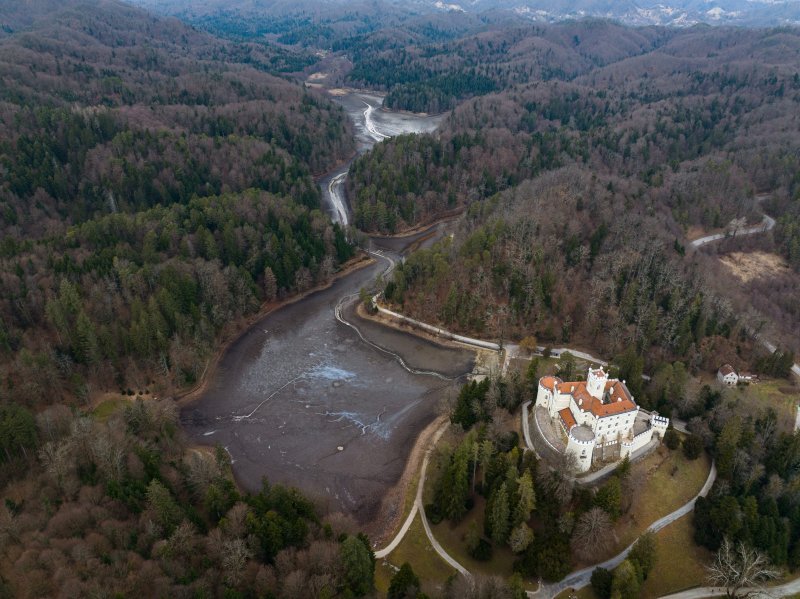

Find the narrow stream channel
[[180, 92, 469, 526], [319, 92, 444, 227]]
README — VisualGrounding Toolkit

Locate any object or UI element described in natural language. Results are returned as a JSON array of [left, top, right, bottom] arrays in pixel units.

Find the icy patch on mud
[[308, 364, 357, 381], [322, 408, 391, 440]]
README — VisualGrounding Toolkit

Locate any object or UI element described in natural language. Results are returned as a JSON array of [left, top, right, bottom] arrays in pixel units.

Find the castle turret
[[536, 375, 562, 411], [586, 367, 608, 400], [566, 425, 595, 473]]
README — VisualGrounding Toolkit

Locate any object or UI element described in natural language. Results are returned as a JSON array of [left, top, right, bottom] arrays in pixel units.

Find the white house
[[535, 367, 669, 473], [717, 364, 739, 386]]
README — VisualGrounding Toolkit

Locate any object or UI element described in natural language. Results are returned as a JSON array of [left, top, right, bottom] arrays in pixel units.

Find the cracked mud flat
[[180, 256, 474, 523]]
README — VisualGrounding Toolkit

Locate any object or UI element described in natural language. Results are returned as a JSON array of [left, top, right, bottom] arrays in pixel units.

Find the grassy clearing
[[555, 516, 711, 599], [92, 397, 126, 421], [727, 379, 799, 429], [639, 515, 711, 598], [430, 494, 519, 579], [376, 515, 456, 596], [581, 446, 711, 565]]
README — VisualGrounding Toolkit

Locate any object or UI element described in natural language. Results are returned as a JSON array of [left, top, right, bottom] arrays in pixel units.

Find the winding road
[[686, 197, 800, 381], [690, 194, 776, 248], [689, 213, 776, 248]]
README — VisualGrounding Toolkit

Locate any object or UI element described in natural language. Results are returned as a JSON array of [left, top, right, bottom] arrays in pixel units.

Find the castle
[[535, 367, 669, 472]]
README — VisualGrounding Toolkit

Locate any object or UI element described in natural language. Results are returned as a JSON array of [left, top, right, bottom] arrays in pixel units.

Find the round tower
[[566, 425, 595, 473], [536, 375, 562, 409]]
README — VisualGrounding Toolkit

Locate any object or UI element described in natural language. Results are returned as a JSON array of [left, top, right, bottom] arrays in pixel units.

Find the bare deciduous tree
[[571, 507, 612, 560], [222, 538, 252, 586], [707, 537, 780, 598]]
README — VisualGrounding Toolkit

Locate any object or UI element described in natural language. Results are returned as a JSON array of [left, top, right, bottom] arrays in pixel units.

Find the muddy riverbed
[[180, 94, 468, 525], [180, 251, 473, 523]]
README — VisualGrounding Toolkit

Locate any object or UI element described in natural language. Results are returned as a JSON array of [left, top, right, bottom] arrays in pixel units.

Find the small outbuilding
[[717, 364, 739, 386]]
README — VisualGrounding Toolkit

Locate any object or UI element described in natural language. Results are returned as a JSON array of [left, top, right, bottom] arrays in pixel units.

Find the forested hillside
[[354, 25, 800, 370], [0, 0, 357, 406], [347, 21, 677, 112], [349, 26, 800, 232], [383, 168, 743, 372]]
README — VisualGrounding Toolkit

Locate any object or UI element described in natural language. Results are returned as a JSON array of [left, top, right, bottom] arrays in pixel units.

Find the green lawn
[[728, 379, 800, 429], [639, 514, 712, 598], [376, 515, 456, 596], [556, 515, 712, 599], [579, 446, 711, 566], [92, 397, 126, 421], [430, 494, 519, 580]]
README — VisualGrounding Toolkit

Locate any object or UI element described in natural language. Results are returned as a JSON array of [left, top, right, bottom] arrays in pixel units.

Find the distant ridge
[[126, 0, 800, 27]]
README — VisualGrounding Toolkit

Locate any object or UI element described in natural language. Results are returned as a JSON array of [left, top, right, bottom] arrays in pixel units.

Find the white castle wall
[[536, 383, 551, 409], [651, 414, 669, 439], [621, 428, 654, 459], [536, 374, 671, 472]]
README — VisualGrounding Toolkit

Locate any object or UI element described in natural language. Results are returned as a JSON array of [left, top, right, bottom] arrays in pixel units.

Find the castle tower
[[536, 375, 562, 412], [566, 426, 595, 473], [586, 367, 608, 400]]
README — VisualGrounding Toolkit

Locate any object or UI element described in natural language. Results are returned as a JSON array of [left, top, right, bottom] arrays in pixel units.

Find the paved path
[[373, 412, 436, 559], [548, 347, 608, 366], [689, 194, 776, 250], [521, 401, 538, 457], [374, 420, 469, 575], [374, 420, 447, 559], [690, 213, 775, 248], [660, 572, 800, 599], [530, 462, 717, 599], [374, 303, 502, 352]]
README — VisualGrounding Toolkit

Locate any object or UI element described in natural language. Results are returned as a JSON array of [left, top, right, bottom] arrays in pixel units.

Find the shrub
[[469, 538, 493, 561], [425, 503, 443, 525], [664, 428, 681, 450], [683, 435, 703, 460], [591, 567, 613, 599]]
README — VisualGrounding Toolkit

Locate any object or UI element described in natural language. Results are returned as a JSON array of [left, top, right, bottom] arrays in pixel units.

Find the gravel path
[[374, 420, 470, 576], [659, 574, 800, 599], [690, 213, 775, 248]]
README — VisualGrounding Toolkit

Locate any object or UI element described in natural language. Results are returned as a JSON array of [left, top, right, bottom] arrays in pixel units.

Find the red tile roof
[[559, 408, 577, 431], [540, 375, 561, 390], [556, 380, 637, 418], [718, 364, 736, 376]]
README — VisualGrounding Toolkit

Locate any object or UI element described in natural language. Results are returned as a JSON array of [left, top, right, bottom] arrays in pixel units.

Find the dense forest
[[2, 0, 800, 596], [349, 26, 800, 362], [382, 168, 748, 374], [0, 395, 528, 598], [693, 399, 800, 574], [349, 26, 800, 233], [347, 21, 676, 113], [0, 0, 359, 407]]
